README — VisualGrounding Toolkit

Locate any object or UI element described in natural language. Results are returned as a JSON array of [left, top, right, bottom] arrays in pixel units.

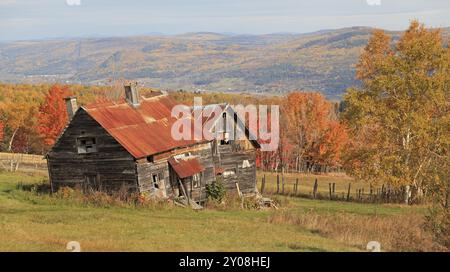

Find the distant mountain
[[0, 27, 448, 100]]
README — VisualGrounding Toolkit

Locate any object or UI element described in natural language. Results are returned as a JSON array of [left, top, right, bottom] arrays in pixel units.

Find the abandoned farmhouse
[[46, 84, 260, 203]]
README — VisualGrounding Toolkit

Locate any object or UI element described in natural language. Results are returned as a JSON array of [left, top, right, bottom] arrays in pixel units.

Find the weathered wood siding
[[47, 109, 137, 192], [136, 159, 170, 197], [214, 140, 257, 194], [136, 143, 215, 201]]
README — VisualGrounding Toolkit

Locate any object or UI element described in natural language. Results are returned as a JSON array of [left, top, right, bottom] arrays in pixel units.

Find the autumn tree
[[316, 121, 348, 168], [37, 85, 71, 148], [0, 101, 37, 152], [343, 20, 449, 203], [283, 92, 348, 172]]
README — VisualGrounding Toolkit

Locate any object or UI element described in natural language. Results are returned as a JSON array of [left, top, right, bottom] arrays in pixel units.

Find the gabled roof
[[66, 92, 261, 160], [83, 93, 206, 159]]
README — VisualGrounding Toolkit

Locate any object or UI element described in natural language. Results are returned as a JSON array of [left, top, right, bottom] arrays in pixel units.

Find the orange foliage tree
[[37, 85, 71, 148], [282, 92, 348, 172]]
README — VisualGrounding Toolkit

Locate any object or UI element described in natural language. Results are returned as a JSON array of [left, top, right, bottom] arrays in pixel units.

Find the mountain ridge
[[1, 26, 448, 100]]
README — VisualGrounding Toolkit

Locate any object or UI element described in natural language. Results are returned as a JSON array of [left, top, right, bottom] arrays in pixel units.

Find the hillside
[[1, 171, 438, 252], [1, 27, 449, 100]]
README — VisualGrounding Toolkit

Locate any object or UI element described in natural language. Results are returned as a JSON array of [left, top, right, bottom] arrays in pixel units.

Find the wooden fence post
[[260, 175, 266, 194], [346, 183, 351, 201], [281, 175, 285, 194], [332, 183, 336, 197], [328, 183, 332, 200], [313, 178, 318, 199], [276, 174, 280, 194], [295, 178, 299, 195]]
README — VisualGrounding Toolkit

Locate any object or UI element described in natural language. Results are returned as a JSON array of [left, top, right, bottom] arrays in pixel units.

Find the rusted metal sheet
[[168, 157, 205, 179], [83, 94, 207, 159]]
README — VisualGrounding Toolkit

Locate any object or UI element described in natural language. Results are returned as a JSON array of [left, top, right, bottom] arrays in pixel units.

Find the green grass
[[0, 171, 429, 252]]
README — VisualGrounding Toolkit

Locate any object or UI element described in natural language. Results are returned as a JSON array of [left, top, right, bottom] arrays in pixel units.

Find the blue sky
[[0, 0, 449, 41]]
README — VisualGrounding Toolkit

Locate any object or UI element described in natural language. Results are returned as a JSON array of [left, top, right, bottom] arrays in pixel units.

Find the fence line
[[0, 152, 47, 171], [259, 174, 412, 204]]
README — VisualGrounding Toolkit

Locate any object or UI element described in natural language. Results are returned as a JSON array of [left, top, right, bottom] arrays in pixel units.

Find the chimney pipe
[[124, 83, 140, 108], [64, 96, 78, 120]]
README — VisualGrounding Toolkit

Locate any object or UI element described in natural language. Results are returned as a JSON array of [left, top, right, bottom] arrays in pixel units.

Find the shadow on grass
[[16, 181, 51, 194]]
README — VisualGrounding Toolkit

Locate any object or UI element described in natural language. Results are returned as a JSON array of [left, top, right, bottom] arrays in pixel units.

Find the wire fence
[[0, 152, 47, 172], [257, 173, 412, 204]]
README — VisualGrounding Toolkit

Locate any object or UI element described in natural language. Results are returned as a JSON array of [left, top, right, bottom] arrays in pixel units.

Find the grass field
[[0, 171, 441, 252]]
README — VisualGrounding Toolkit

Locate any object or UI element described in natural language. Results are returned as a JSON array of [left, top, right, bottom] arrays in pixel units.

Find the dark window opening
[[222, 112, 227, 132], [152, 174, 159, 189], [220, 112, 230, 145], [192, 173, 201, 188], [147, 156, 154, 163], [77, 137, 97, 154]]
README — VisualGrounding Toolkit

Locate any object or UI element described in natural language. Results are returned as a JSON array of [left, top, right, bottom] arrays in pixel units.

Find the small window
[[242, 160, 251, 168], [152, 174, 159, 189], [173, 152, 191, 160], [223, 170, 235, 177], [222, 112, 227, 132], [77, 137, 97, 154], [192, 173, 201, 188], [220, 139, 229, 145]]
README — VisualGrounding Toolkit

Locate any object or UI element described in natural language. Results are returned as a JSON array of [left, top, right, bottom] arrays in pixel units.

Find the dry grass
[[2, 171, 442, 252], [268, 210, 446, 252]]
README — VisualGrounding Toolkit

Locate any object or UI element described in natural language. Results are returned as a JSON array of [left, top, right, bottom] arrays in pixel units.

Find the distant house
[[46, 84, 260, 204]]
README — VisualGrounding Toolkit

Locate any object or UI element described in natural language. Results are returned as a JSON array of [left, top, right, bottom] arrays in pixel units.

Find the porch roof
[[168, 157, 205, 179]]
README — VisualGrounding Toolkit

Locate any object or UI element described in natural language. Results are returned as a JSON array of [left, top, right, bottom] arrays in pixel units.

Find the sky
[[0, 0, 449, 41]]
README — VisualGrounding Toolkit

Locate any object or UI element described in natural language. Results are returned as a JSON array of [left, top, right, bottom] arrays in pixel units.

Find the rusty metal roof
[[168, 157, 205, 179], [83, 94, 207, 159]]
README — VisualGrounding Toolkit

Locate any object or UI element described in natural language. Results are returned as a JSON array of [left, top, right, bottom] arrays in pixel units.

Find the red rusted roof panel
[[84, 94, 207, 158], [168, 157, 205, 179]]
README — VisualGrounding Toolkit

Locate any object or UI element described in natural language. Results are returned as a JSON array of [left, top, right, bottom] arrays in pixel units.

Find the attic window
[[222, 112, 227, 132], [77, 137, 97, 154]]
